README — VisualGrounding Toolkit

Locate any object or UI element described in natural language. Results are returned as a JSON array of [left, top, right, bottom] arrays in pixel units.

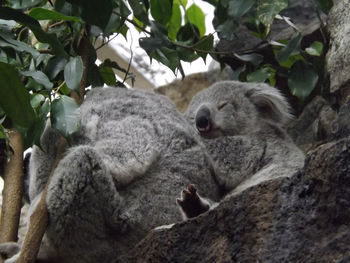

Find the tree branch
[[17, 137, 66, 263], [0, 130, 24, 263]]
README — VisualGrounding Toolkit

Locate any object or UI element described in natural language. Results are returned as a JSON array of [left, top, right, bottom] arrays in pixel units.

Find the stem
[[123, 36, 133, 85], [113, 11, 151, 35]]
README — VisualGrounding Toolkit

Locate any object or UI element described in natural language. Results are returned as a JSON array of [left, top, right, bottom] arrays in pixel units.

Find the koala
[[0, 87, 221, 263], [178, 81, 305, 217]]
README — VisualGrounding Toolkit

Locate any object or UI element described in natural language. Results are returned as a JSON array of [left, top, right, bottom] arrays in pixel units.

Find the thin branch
[[113, 11, 151, 35], [38, 49, 54, 54], [55, 81, 66, 93], [95, 34, 119, 51], [48, 20, 65, 28], [122, 34, 133, 85]]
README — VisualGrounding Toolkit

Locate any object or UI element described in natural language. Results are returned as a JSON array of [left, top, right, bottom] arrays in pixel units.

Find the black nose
[[195, 107, 212, 132]]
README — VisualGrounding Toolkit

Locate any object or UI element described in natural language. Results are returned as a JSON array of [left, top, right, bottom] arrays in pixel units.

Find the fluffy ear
[[246, 84, 293, 125]]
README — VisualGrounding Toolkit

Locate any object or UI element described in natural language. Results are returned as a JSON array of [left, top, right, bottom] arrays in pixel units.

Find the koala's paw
[[177, 184, 210, 219], [0, 242, 21, 263]]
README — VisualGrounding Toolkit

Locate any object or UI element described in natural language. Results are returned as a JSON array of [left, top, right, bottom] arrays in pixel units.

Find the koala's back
[[29, 87, 220, 262]]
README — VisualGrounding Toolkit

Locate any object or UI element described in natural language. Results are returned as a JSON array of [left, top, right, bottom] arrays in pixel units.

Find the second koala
[[178, 81, 305, 218]]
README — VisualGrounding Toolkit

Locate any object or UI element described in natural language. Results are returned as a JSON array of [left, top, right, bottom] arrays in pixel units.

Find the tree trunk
[[0, 130, 24, 263]]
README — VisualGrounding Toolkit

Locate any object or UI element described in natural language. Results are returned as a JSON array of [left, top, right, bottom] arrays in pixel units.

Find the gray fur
[[184, 81, 305, 196], [3, 87, 221, 263]]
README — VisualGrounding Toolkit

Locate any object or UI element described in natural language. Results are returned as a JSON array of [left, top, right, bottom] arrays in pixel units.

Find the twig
[[95, 34, 119, 51], [122, 35, 133, 85], [38, 49, 54, 54], [49, 20, 65, 29], [113, 11, 151, 35]]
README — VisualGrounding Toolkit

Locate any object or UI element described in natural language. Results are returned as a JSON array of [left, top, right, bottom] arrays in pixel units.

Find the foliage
[[0, 0, 333, 152]]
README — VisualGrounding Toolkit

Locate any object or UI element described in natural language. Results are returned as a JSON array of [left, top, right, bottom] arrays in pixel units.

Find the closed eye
[[217, 101, 228, 110]]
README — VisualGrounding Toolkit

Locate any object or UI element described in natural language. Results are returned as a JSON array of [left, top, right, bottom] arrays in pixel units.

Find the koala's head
[[185, 81, 292, 138]]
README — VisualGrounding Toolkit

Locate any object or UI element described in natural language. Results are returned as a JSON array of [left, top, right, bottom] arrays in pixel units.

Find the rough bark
[[0, 130, 24, 263], [120, 137, 350, 263], [0, 130, 24, 243]]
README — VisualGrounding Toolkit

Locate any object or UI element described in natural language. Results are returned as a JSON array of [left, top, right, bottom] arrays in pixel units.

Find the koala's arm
[[28, 122, 62, 201], [94, 117, 160, 188], [177, 184, 213, 219]]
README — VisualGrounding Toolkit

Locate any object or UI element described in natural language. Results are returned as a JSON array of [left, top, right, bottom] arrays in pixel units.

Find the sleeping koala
[[0, 87, 221, 263], [177, 81, 305, 218]]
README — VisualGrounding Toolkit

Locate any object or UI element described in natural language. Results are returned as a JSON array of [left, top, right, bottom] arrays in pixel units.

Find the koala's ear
[[246, 85, 293, 125]]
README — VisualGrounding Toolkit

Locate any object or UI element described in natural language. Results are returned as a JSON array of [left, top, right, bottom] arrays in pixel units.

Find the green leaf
[[153, 47, 180, 73], [21, 70, 53, 90], [315, 0, 333, 14], [0, 62, 35, 129], [151, 0, 172, 25], [28, 8, 82, 22], [176, 0, 188, 8], [176, 47, 199, 62], [232, 65, 246, 80], [101, 59, 128, 74], [33, 100, 50, 147], [87, 64, 104, 87], [176, 23, 200, 43], [0, 7, 68, 58], [228, 0, 255, 18], [10, 0, 43, 9], [216, 19, 239, 40], [305, 41, 323, 56], [276, 33, 302, 63], [99, 65, 117, 86], [45, 56, 68, 79], [247, 67, 271, 83], [128, 0, 149, 24], [51, 96, 81, 139], [66, 0, 113, 30], [139, 22, 172, 56], [288, 61, 318, 102], [25, 78, 45, 91], [234, 53, 264, 66], [203, 0, 218, 5], [64, 56, 83, 93], [104, 12, 124, 35], [139, 37, 164, 56], [257, 0, 288, 29], [185, 4, 206, 37], [167, 2, 182, 41], [30, 94, 46, 109], [133, 16, 145, 32], [0, 33, 40, 59], [194, 35, 214, 61]]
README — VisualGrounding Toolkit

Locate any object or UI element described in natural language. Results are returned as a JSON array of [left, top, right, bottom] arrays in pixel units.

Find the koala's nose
[[195, 107, 212, 132]]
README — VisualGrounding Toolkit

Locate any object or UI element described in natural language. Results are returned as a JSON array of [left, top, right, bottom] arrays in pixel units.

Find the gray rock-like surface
[[288, 96, 337, 151], [327, 0, 350, 94], [120, 136, 350, 262]]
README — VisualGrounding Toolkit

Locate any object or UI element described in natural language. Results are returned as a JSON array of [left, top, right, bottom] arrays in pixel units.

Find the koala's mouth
[[197, 126, 223, 139]]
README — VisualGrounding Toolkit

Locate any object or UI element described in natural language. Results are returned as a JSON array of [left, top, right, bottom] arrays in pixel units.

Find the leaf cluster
[[0, 0, 136, 150]]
